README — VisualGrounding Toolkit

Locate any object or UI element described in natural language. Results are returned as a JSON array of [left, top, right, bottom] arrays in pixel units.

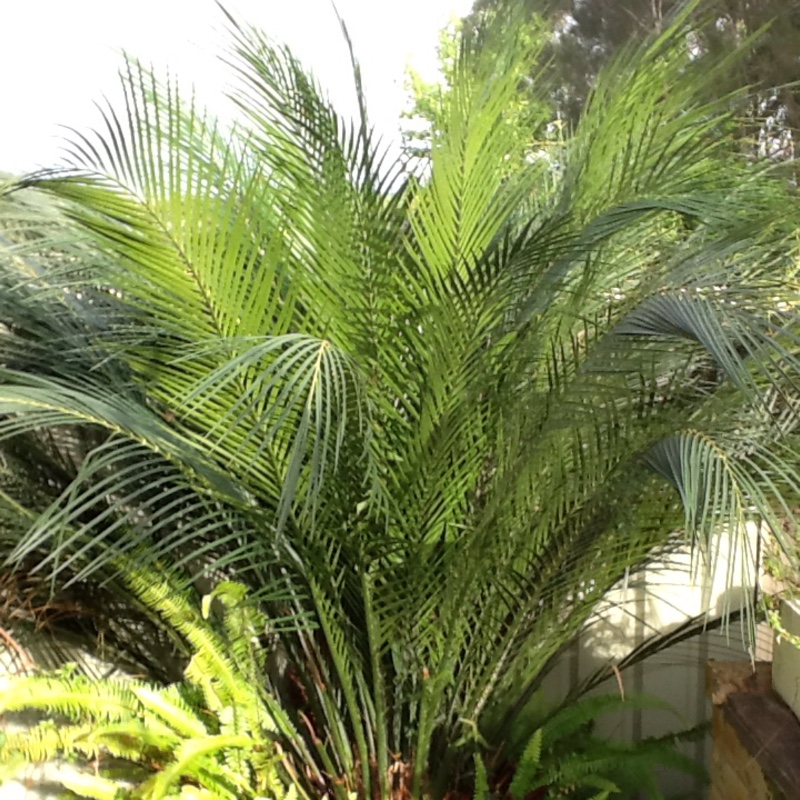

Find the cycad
[[0, 1, 799, 797]]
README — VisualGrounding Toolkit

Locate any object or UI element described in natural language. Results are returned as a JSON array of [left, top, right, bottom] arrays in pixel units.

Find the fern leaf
[[0, 721, 94, 766], [133, 685, 209, 739], [0, 674, 138, 722], [509, 728, 543, 800], [473, 753, 490, 800], [149, 734, 253, 800], [57, 767, 127, 800]]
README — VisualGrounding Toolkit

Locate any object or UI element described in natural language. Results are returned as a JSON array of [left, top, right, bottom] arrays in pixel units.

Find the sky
[[0, 0, 473, 175]]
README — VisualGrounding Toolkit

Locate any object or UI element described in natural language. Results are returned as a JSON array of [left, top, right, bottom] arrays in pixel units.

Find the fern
[[477, 694, 703, 800], [509, 728, 543, 800], [473, 754, 490, 800], [0, 564, 302, 800]]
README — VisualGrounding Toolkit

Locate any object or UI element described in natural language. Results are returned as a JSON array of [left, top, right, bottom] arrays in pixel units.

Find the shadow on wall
[[541, 526, 762, 798]]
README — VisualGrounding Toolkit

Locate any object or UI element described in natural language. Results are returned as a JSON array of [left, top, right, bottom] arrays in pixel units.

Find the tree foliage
[[456, 0, 800, 149]]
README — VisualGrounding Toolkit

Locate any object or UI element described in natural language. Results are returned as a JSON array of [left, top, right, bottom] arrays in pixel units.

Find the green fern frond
[[132, 684, 208, 739], [0, 673, 143, 725], [1, 721, 98, 768], [509, 728, 543, 800], [146, 734, 254, 800], [0, 571, 297, 800], [56, 769, 126, 800], [472, 753, 490, 800]]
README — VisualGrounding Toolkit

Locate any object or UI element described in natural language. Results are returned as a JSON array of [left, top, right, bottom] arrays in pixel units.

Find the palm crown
[[1, 3, 800, 797]]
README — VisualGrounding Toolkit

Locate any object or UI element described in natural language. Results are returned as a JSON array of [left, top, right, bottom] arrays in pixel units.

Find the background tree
[[441, 0, 800, 154]]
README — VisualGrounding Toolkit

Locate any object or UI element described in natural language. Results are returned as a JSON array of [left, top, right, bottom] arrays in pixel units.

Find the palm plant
[[1, 1, 800, 797]]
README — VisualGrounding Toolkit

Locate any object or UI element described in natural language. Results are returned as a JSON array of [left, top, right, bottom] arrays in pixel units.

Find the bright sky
[[0, 0, 472, 175]]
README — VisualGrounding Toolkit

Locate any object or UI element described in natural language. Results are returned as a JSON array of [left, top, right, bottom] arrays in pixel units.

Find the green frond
[[472, 754, 489, 800], [508, 729, 543, 800], [146, 734, 254, 800], [132, 685, 208, 740], [0, 672, 144, 724], [0, 569, 298, 800], [55, 768, 125, 800], [0, 721, 97, 770]]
